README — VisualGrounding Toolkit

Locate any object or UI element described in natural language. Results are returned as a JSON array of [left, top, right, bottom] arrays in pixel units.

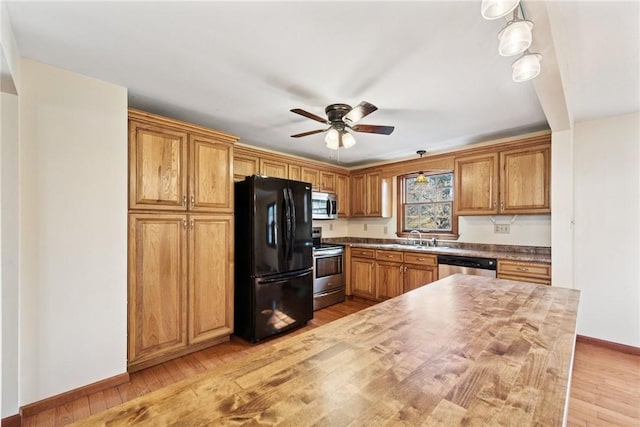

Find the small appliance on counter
[[312, 227, 345, 310], [234, 175, 314, 342]]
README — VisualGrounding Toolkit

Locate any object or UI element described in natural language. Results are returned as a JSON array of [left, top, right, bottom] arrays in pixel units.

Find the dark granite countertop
[[324, 238, 551, 263]]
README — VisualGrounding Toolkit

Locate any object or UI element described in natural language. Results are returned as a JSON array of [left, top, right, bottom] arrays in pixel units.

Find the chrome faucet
[[409, 229, 422, 246]]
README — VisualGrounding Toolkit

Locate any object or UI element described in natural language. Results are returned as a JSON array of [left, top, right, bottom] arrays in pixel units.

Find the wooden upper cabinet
[[189, 136, 233, 212], [188, 214, 234, 344], [336, 174, 350, 217], [301, 166, 320, 190], [260, 158, 288, 179], [320, 171, 336, 193], [128, 214, 188, 366], [351, 171, 390, 217], [454, 153, 499, 215], [500, 144, 550, 213], [454, 142, 551, 215], [233, 152, 259, 182], [129, 120, 188, 211], [289, 164, 301, 181]]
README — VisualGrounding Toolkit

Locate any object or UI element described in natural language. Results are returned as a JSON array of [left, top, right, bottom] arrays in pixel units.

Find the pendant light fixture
[[512, 50, 543, 82], [498, 9, 533, 56], [481, 0, 520, 20], [415, 150, 427, 184], [481, 1, 543, 83]]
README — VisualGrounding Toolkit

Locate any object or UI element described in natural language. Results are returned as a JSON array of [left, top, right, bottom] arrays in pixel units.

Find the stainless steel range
[[312, 227, 345, 310]]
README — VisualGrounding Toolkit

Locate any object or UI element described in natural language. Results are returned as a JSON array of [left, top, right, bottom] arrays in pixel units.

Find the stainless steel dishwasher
[[437, 255, 497, 278]]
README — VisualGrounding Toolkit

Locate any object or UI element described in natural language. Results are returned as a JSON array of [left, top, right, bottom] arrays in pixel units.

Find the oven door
[[313, 250, 344, 294]]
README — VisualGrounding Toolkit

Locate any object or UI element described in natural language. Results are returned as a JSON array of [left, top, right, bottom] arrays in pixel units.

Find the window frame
[[396, 171, 459, 240]]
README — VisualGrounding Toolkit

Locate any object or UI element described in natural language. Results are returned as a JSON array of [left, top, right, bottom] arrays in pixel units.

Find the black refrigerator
[[234, 175, 314, 342]]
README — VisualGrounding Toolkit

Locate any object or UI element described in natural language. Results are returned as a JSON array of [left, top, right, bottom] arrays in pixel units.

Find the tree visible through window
[[402, 172, 454, 233]]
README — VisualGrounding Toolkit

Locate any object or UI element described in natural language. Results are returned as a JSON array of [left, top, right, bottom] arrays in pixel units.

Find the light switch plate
[[494, 224, 510, 234]]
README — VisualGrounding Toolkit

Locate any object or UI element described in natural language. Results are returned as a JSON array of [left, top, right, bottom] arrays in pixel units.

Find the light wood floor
[[22, 298, 639, 426]]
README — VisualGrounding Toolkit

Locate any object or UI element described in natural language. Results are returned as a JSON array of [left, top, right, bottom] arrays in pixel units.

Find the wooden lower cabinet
[[403, 252, 437, 292], [497, 260, 551, 285], [128, 213, 233, 371], [350, 250, 376, 299], [376, 261, 404, 300]]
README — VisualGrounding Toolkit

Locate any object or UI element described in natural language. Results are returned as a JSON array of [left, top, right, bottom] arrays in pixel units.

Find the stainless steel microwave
[[311, 192, 338, 220]]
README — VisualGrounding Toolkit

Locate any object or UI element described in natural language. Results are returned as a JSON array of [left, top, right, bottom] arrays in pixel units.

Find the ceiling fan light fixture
[[512, 51, 542, 82], [498, 18, 533, 56], [481, 0, 520, 20], [325, 128, 339, 149], [340, 131, 356, 149]]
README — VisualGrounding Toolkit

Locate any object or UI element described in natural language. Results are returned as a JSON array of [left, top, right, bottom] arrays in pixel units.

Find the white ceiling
[[5, 1, 639, 167]]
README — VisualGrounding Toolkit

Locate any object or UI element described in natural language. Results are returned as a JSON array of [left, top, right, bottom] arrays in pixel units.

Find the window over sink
[[397, 171, 459, 239]]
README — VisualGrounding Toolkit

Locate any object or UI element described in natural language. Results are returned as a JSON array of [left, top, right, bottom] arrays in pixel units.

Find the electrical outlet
[[364, 224, 368, 231], [494, 224, 510, 234], [329, 223, 333, 231], [384, 226, 388, 234]]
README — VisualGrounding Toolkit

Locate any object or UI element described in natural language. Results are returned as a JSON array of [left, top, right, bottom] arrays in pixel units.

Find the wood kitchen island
[[74, 274, 580, 426]]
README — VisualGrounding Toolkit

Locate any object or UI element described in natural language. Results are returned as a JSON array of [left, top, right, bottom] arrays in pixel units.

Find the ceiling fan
[[290, 101, 395, 150]]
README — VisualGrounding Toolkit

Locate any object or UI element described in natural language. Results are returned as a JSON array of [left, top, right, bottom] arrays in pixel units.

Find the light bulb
[[416, 172, 427, 184], [498, 20, 533, 56], [512, 52, 542, 82], [481, 0, 520, 20]]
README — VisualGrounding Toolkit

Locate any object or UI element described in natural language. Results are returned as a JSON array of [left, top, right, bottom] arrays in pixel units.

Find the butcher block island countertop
[[74, 275, 580, 426]]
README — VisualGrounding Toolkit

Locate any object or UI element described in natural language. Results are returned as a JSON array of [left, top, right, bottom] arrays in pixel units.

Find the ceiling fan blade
[[351, 124, 395, 135], [290, 108, 330, 124], [342, 101, 378, 125], [290, 129, 328, 138]]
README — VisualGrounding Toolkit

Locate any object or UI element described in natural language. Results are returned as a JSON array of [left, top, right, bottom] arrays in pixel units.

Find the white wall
[[573, 113, 640, 347], [1, 0, 21, 416], [19, 59, 128, 404], [551, 129, 574, 288], [1, 92, 19, 417]]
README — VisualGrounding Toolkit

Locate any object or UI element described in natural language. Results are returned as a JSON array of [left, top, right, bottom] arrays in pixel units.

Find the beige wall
[[19, 59, 128, 404]]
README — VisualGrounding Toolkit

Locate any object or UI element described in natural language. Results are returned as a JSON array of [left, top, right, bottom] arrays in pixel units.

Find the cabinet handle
[[417, 257, 425, 261], [516, 267, 529, 271], [493, 201, 497, 209], [399, 265, 403, 273], [183, 218, 187, 229], [182, 195, 187, 206], [387, 255, 393, 258], [190, 195, 195, 207], [190, 218, 195, 229], [500, 201, 504, 210]]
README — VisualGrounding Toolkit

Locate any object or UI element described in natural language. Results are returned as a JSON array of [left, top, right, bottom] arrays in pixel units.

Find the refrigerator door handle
[[288, 188, 296, 253], [283, 188, 291, 260]]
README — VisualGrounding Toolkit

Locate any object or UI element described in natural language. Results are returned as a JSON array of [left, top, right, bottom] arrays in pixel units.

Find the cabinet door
[[376, 261, 403, 300], [404, 265, 436, 293], [289, 164, 301, 181], [351, 257, 376, 299], [129, 121, 188, 210], [301, 166, 320, 190], [128, 214, 188, 367], [260, 158, 288, 179], [500, 145, 550, 213], [336, 174, 350, 217], [351, 174, 367, 217], [366, 172, 383, 217], [188, 214, 234, 344], [189, 136, 233, 212], [320, 171, 336, 193], [233, 153, 259, 182], [454, 153, 499, 215]]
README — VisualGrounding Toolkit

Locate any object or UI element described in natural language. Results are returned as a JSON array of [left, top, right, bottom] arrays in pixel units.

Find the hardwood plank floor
[[20, 297, 639, 426]]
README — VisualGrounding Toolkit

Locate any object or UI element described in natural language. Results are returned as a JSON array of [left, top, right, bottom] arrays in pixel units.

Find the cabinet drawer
[[404, 252, 437, 266], [499, 274, 551, 286], [498, 260, 551, 279], [376, 250, 403, 262], [351, 248, 375, 259]]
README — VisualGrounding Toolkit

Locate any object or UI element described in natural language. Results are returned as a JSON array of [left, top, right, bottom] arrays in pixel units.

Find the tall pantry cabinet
[[127, 109, 238, 371]]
